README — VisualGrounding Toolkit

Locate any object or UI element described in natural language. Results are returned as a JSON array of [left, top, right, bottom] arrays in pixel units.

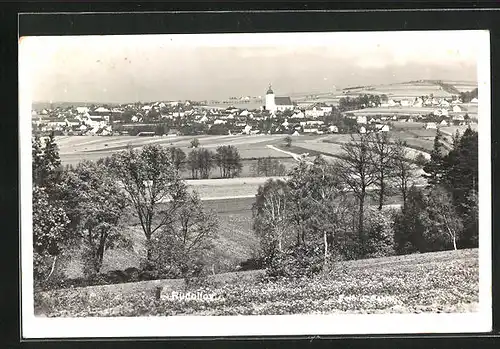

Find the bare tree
[[370, 132, 397, 210], [336, 134, 378, 246], [392, 139, 417, 209]]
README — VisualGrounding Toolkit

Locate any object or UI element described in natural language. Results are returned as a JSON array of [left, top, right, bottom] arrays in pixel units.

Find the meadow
[[35, 248, 479, 316]]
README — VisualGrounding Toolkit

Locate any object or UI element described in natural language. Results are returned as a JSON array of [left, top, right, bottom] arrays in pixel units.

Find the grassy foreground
[[35, 248, 478, 317]]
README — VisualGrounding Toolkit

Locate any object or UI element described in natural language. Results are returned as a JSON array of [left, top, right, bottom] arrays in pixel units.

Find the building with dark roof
[[265, 85, 294, 114]]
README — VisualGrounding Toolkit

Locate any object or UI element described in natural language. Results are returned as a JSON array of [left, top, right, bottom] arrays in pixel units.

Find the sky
[[19, 31, 486, 104]]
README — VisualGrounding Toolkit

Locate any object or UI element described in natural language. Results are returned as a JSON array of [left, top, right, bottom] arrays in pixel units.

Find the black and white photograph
[[19, 29, 491, 338]]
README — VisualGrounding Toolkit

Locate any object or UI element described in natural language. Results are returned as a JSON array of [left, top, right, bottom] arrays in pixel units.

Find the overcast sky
[[20, 31, 485, 103]]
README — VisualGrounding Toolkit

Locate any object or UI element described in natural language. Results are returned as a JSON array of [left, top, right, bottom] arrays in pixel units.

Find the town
[[32, 80, 478, 139]]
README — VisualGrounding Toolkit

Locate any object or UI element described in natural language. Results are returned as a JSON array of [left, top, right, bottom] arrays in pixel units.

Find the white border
[[19, 31, 492, 338]]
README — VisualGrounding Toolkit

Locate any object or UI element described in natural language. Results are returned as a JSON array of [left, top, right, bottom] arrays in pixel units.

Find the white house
[[292, 130, 300, 136], [305, 107, 325, 118], [131, 115, 139, 122], [452, 115, 465, 122], [359, 126, 367, 134], [425, 122, 437, 129], [214, 119, 227, 125], [440, 120, 449, 127], [356, 115, 367, 124], [388, 99, 397, 107], [328, 125, 339, 133], [243, 125, 252, 135], [452, 105, 462, 113], [240, 110, 249, 117], [281, 119, 290, 128], [375, 124, 390, 132], [76, 106, 90, 114], [470, 97, 478, 103], [413, 97, 423, 107], [94, 106, 110, 113], [293, 111, 305, 119], [303, 127, 319, 134], [440, 100, 450, 107]]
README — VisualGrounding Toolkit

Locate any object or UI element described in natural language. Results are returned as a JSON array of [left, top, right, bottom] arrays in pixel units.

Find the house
[[369, 118, 376, 124], [400, 99, 411, 107], [131, 115, 139, 123], [439, 120, 449, 127], [470, 97, 478, 103], [76, 106, 90, 114], [240, 110, 249, 117], [452, 115, 465, 122], [388, 99, 397, 107], [243, 125, 253, 135], [293, 111, 305, 119], [375, 124, 390, 132], [281, 119, 290, 128], [406, 118, 415, 123], [413, 97, 423, 107], [94, 106, 111, 114], [452, 105, 462, 113], [356, 115, 367, 124], [292, 130, 300, 136], [328, 125, 339, 133], [303, 127, 319, 134], [305, 107, 325, 118], [425, 122, 437, 129], [359, 126, 367, 134], [213, 119, 227, 125], [440, 100, 450, 107]]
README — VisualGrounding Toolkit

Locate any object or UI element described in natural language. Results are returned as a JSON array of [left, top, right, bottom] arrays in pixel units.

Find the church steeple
[[266, 84, 274, 95]]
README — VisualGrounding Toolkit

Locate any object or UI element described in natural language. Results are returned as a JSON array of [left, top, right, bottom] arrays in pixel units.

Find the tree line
[[252, 128, 479, 278]]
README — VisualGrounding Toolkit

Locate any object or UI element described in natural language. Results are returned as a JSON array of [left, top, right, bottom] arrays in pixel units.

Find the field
[[56, 135, 296, 178], [35, 248, 479, 316]]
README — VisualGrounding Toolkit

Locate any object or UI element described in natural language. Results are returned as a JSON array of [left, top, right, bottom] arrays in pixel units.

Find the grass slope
[[35, 248, 478, 316]]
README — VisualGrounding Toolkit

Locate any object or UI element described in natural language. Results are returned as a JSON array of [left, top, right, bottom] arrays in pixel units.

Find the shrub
[[265, 245, 323, 279]]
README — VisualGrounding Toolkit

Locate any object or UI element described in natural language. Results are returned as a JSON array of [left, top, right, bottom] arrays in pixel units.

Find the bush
[[265, 246, 323, 279]]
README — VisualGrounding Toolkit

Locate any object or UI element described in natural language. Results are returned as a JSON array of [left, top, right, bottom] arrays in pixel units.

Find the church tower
[[265, 84, 276, 113]]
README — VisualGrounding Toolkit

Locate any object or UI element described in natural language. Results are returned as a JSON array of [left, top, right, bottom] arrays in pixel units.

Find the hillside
[[35, 248, 479, 316]]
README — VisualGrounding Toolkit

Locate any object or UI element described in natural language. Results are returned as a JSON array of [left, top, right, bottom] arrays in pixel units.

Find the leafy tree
[[252, 179, 292, 261], [190, 138, 200, 148], [32, 186, 70, 283], [150, 192, 218, 278], [214, 145, 243, 178], [392, 186, 428, 254], [32, 132, 62, 190], [107, 145, 189, 262], [57, 161, 130, 274], [336, 134, 378, 247], [251, 157, 287, 177], [424, 186, 463, 251], [422, 128, 446, 185], [168, 147, 187, 172]]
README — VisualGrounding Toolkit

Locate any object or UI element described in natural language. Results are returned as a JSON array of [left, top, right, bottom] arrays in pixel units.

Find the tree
[[168, 147, 187, 172], [392, 139, 417, 208], [150, 192, 218, 277], [190, 138, 200, 148], [422, 128, 446, 185], [252, 179, 291, 260], [107, 145, 189, 262], [392, 186, 428, 254], [215, 145, 243, 178], [57, 161, 130, 274], [284, 135, 292, 148], [424, 186, 463, 250], [370, 132, 397, 210], [336, 134, 378, 248], [32, 132, 62, 190], [32, 186, 70, 283]]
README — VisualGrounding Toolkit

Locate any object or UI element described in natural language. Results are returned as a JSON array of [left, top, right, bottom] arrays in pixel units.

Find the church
[[265, 85, 294, 114]]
